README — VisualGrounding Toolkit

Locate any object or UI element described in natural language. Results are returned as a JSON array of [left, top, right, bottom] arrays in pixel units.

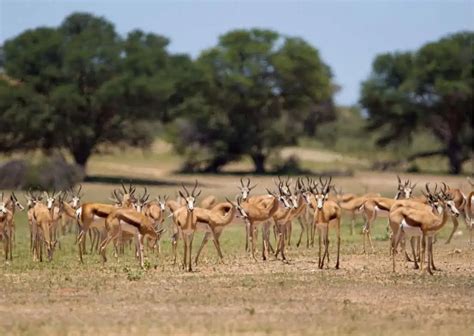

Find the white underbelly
[[401, 219, 422, 237]]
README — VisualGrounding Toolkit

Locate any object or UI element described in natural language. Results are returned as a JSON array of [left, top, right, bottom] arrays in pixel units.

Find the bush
[[0, 155, 84, 190]]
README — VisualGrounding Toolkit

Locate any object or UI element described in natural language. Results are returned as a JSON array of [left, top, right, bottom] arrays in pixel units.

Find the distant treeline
[[0, 12, 472, 174]]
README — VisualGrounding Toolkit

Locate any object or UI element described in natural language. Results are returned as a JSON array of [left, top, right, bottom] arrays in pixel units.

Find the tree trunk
[[251, 153, 266, 174], [71, 142, 93, 172], [447, 138, 463, 174]]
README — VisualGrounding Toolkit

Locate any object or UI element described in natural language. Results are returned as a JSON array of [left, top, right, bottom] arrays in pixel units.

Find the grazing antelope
[[311, 177, 342, 269], [390, 187, 460, 275], [3, 192, 25, 259], [171, 181, 201, 272]]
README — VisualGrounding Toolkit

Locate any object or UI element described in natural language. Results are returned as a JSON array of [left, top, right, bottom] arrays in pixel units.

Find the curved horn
[[121, 181, 127, 193], [246, 177, 251, 187], [181, 182, 190, 197], [191, 180, 199, 196], [397, 175, 402, 185]]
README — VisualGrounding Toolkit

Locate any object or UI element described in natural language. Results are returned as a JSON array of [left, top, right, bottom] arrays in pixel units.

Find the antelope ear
[[178, 191, 185, 199], [195, 190, 202, 198]]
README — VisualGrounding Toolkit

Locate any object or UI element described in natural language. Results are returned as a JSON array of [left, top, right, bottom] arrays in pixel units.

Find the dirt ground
[[0, 173, 473, 335]]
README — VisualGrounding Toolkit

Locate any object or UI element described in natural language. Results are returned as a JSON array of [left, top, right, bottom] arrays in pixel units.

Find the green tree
[[360, 32, 473, 174], [0, 13, 177, 170], [169, 29, 335, 173]]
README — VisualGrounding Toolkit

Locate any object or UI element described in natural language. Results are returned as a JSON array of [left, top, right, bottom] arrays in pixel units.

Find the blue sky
[[1, 1, 473, 105]]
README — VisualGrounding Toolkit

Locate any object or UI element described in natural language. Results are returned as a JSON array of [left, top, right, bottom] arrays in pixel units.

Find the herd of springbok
[[0, 176, 472, 275]]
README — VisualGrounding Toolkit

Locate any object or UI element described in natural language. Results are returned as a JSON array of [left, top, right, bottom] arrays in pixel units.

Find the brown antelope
[[0, 194, 14, 260], [193, 201, 236, 265], [100, 207, 162, 268], [333, 186, 381, 236], [231, 189, 284, 261], [440, 182, 468, 244], [171, 181, 201, 272], [388, 184, 441, 265], [361, 176, 417, 253], [76, 183, 136, 262], [311, 177, 342, 269], [60, 185, 83, 235], [31, 192, 67, 261], [390, 187, 460, 275], [464, 177, 474, 244], [3, 192, 25, 259], [270, 186, 297, 261]]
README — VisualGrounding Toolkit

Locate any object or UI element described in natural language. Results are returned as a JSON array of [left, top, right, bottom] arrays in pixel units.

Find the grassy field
[[1, 169, 473, 335]]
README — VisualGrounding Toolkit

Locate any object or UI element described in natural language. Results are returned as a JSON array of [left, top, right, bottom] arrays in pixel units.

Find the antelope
[[76, 182, 136, 262], [193, 201, 236, 265], [100, 207, 163, 268], [0, 194, 14, 260], [390, 187, 460, 275], [464, 177, 474, 244], [361, 176, 417, 253], [311, 177, 342, 269], [60, 185, 83, 235], [333, 186, 381, 235], [231, 190, 283, 261], [25, 190, 43, 252], [275, 182, 307, 261], [3, 192, 25, 259], [171, 181, 201, 272], [31, 192, 67, 261], [441, 182, 468, 244], [388, 184, 441, 265]]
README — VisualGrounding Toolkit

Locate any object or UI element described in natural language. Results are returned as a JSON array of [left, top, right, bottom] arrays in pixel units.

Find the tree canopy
[[168, 29, 335, 173], [360, 31, 473, 174], [0, 13, 183, 168]]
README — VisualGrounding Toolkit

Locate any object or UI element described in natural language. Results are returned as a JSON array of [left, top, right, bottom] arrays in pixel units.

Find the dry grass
[[0, 173, 473, 335]]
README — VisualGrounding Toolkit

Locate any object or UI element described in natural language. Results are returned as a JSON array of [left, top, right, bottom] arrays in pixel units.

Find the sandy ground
[[0, 173, 473, 335]]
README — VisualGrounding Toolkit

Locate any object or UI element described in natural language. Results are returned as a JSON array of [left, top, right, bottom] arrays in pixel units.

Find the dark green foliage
[[0, 13, 179, 169], [168, 29, 335, 173], [360, 32, 473, 174]]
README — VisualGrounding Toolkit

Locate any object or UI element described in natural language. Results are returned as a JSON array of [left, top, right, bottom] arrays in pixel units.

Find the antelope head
[[135, 187, 150, 213], [238, 177, 257, 201], [24, 189, 42, 209], [439, 183, 460, 217], [311, 177, 333, 209], [300, 177, 315, 205], [120, 181, 137, 207], [266, 185, 293, 209], [228, 196, 248, 219], [157, 195, 168, 212], [70, 184, 83, 209], [0, 192, 8, 215], [179, 180, 201, 212], [9, 192, 25, 211], [44, 190, 61, 210], [421, 183, 440, 212], [396, 175, 416, 199]]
